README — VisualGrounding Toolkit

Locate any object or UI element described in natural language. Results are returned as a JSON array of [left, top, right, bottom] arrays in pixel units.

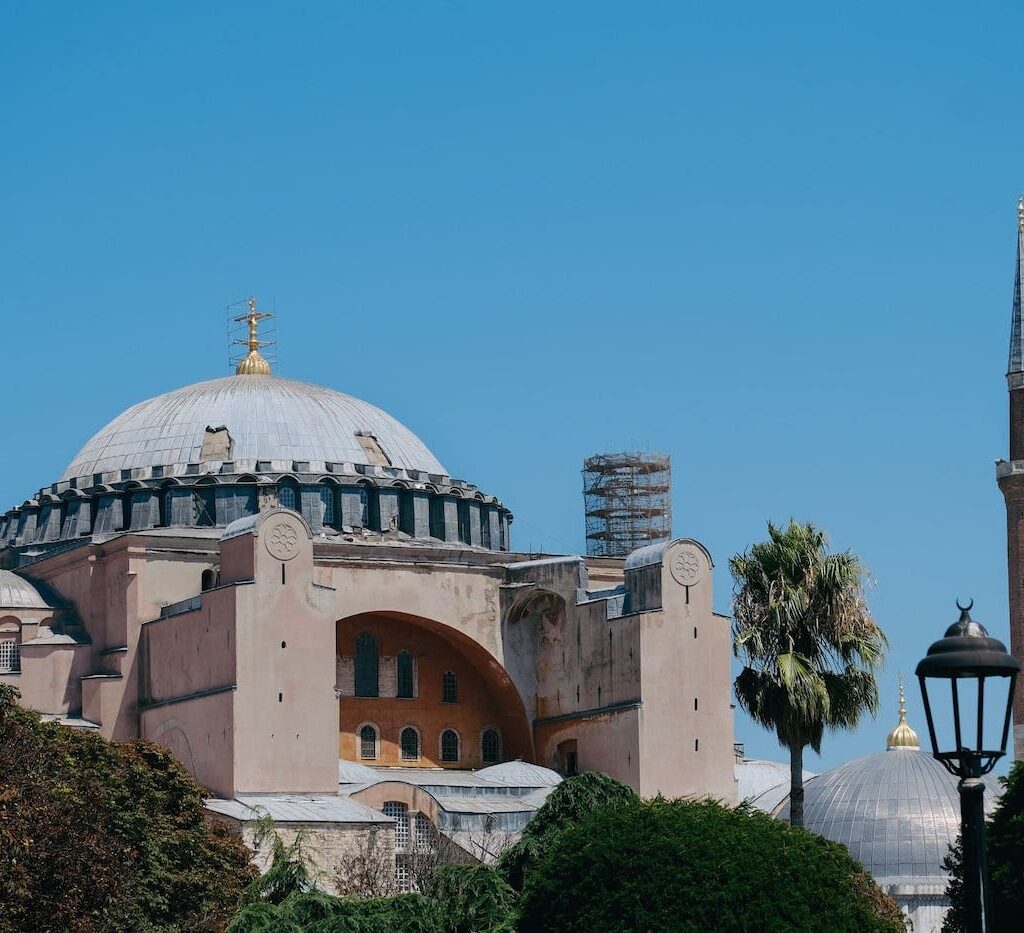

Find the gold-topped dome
[[886, 675, 920, 750], [235, 296, 272, 376]]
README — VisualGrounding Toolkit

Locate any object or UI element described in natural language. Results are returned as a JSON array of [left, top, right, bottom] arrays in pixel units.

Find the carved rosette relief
[[669, 545, 703, 587], [265, 521, 300, 561]]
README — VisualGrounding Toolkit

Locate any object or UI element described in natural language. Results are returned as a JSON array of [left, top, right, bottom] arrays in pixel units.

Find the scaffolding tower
[[583, 452, 672, 558]]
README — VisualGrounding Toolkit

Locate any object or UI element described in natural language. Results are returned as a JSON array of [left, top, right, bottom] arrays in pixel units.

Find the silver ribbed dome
[[777, 749, 1001, 888], [0, 570, 56, 610], [60, 375, 447, 481]]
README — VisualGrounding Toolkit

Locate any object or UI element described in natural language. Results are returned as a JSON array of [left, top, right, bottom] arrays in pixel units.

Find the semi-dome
[[0, 570, 57, 610], [60, 374, 447, 482]]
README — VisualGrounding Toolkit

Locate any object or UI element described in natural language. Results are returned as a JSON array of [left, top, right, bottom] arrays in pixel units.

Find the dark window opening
[[481, 729, 501, 764], [441, 729, 459, 762], [359, 724, 377, 759], [397, 651, 414, 698], [442, 670, 458, 704], [355, 632, 379, 697], [278, 482, 298, 511], [400, 727, 419, 760]]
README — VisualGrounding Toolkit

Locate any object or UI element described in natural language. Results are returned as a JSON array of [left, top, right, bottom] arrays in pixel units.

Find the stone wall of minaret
[[997, 197, 1024, 759]]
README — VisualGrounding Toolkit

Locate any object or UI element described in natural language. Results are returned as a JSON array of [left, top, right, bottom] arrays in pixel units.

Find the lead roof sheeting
[[776, 750, 1001, 887], [206, 794, 393, 824], [61, 375, 447, 481]]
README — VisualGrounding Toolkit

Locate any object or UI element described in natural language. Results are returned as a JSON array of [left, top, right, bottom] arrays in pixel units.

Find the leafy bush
[[0, 684, 254, 932], [428, 863, 516, 932], [228, 891, 446, 932], [498, 771, 637, 890], [517, 796, 906, 933], [943, 760, 1024, 932], [227, 821, 513, 932]]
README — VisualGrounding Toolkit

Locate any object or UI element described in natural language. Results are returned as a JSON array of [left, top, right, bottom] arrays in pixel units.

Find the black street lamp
[[916, 600, 1020, 933]]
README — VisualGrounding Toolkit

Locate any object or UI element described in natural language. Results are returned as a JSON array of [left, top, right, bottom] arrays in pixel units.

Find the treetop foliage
[[517, 796, 906, 933], [0, 684, 253, 932]]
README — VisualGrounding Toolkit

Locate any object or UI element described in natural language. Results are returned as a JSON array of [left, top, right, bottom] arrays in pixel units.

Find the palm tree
[[731, 520, 886, 828]]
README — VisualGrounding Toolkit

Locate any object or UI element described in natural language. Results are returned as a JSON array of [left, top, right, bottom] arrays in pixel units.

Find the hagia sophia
[[4, 192, 1024, 931], [0, 300, 734, 880]]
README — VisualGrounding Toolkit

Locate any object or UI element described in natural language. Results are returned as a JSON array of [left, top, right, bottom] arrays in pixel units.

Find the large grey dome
[[777, 748, 1001, 889], [60, 375, 447, 481]]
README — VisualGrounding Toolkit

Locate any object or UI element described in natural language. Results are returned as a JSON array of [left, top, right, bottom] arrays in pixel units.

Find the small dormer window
[[355, 433, 392, 467]]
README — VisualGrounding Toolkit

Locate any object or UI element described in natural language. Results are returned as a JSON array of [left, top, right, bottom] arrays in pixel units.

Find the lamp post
[[916, 600, 1020, 933]]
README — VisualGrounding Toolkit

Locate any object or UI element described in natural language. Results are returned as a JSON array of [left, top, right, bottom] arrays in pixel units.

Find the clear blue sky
[[2, 3, 1022, 773]]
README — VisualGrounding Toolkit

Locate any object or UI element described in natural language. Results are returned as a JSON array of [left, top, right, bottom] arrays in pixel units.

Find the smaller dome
[[476, 760, 563, 787], [0, 570, 56, 610], [886, 676, 920, 750]]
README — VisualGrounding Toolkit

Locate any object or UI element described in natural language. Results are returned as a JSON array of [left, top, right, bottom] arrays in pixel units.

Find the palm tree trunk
[[789, 744, 804, 828]]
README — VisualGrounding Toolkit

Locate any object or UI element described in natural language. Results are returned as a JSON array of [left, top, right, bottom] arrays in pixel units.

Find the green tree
[[497, 771, 637, 890], [517, 796, 906, 932], [0, 684, 254, 932], [731, 519, 886, 827], [943, 760, 1024, 932]]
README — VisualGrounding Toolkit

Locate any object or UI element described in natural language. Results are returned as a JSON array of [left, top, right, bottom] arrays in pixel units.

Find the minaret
[[997, 196, 1024, 759]]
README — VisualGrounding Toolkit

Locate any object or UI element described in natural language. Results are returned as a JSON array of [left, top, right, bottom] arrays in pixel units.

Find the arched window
[[397, 651, 414, 698], [442, 670, 458, 704], [319, 485, 336, 528], [355, 633, 379, 697], [441, 729, 459, 763], [277, 482, 297, 511], [481, 728, 501, 764], [400, 727, 419, 761], [383, 801, 409, 847], [358, 723, 378, 759], [0, 621, 21, 673], [201, 568, 218, 592]]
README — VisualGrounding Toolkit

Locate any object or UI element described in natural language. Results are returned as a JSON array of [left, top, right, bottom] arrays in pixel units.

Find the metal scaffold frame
[[582, 451, 672, 558]]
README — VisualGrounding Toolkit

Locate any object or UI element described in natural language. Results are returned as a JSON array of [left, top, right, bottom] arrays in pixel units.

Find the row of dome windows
[[358, 723, 502, 764], [1, 481, 509, 550]]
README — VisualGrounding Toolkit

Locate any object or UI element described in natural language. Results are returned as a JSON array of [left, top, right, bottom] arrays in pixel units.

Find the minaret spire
[[1009, 197, 1024, 376]]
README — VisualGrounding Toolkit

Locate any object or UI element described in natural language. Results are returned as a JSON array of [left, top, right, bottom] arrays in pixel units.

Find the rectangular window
[[480, 508, 492, 548], [0, 638, 19, 673], [397, 653, 414, 698], [395, 855, 412, 892], [384, 801, 409, 848]]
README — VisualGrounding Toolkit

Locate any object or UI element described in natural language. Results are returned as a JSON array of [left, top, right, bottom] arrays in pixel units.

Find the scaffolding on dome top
[[582, 451, 672, 558]]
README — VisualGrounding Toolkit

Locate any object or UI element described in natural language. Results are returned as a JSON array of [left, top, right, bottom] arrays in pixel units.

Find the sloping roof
[[205, 793, 393, 824]]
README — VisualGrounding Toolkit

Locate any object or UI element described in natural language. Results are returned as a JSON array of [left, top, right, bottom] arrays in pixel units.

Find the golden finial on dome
[[234, 296, 272, 376], [886, 674, 920, 750]]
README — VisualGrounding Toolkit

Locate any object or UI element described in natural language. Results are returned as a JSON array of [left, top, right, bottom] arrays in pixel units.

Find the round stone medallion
[[266, 521, 300, 561], [669, 546, 703, 587]]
